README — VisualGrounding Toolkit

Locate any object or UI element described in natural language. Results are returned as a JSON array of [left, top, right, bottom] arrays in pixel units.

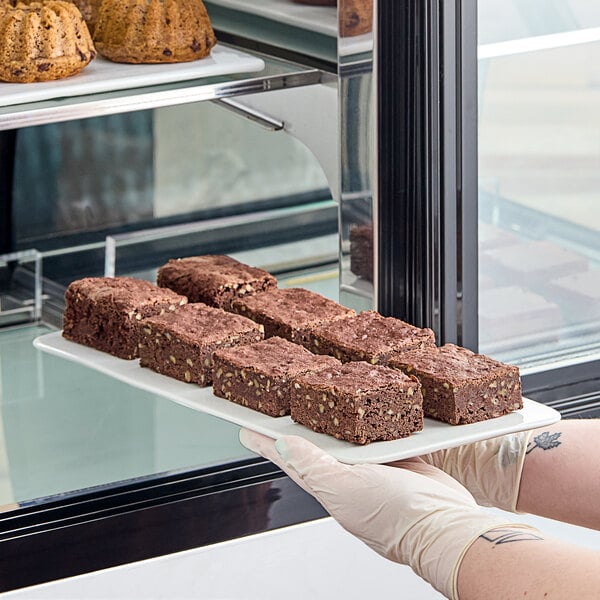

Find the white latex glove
[[240, 430, 535, 600], [420, 430, 533, 512]]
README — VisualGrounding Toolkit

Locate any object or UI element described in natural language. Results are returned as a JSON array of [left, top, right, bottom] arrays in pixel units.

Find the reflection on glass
[[478, 2, 600, 367], [0, 325, 249, 507], [349, 223, 373, 283], [338, 0, 374, 312], [13, 114, 154, 243]]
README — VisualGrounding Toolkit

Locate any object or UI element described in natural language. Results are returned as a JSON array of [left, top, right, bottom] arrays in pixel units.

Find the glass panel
[[12, 106, 330, 252], [3, 89, 339, 507], [338, 0, 375, 313], [478, 1, 600, 369], [0, 254, 339, 508], [0, 250, 42, 327]]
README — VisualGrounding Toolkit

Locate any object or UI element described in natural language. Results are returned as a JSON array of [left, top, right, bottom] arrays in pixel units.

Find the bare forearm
[[458, 527, 600, 600], [516, 420, 600, 529]]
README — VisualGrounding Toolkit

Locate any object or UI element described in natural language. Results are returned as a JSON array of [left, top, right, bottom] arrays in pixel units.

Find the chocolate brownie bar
[[389, 344, 522, 425], [349, 224, 373, 282], [339, 0, 372, 37], [546, 269, 600, 325], [309, 310, 435, 365], [138, 303, 264, 385], [291, 361, 423, 445], [481, 240, 588, 289], [212, 337, 340, 416], [231, 287, 356, 350], [157, 255, 277, 310], [479, 286, 562, 349], [62, 276, 187, 359]]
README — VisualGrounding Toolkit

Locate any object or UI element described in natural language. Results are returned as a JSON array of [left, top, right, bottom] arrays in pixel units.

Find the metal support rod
[[212, 97, 284, 130]]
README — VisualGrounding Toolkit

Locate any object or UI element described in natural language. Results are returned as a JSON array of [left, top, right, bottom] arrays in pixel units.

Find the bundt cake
[[0, 0, 96, 83], [68, 0, 100, 35], [11, 0, 99, 33], [291, 0, 372, 37], [339, 0, 372, 37], [93, 0, 216, 64]]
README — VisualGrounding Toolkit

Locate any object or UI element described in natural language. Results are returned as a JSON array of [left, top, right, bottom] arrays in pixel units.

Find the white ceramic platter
[[34, 331, 561, 464], [0, 45, 265, 108]]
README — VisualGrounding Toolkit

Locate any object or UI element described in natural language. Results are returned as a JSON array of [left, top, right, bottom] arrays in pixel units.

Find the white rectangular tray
[[0, 45, 265, 108], [34, 331, 561, 464]]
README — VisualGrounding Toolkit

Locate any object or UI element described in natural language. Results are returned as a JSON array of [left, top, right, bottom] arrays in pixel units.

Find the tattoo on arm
[[526, 431, 562, 455], [481, 529, 544, 545]]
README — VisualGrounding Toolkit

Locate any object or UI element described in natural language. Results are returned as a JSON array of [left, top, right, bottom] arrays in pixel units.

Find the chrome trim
[[0, 69, 324, 131], [212, 98, 284, 130]]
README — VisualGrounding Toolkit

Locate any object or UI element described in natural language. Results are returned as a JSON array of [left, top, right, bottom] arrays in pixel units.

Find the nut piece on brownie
[[291, 361, 424, 445], [231, 287, 356, 350], [212, 337, 340, 417], [138, 303, 264, 385], [389, 344, 523, 425], [62, 276, 187, 360], [156, 255, 277, 310], [309, 310, 436, 365]]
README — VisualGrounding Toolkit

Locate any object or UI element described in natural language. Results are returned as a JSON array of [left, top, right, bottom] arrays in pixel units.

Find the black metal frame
[[376, 0, 478, 349], [0, 131, 16, 255], [0, 458, 326, 592]]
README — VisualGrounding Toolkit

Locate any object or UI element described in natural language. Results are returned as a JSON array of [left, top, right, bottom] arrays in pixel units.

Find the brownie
[[479, 286, 562, 349], [62, 276, 188, 359], [231, 287, 356, 350], [291, 361, 423, 445], [481, 240, 588, 289], [212, 337, 340, 416], [349, 224, 373, 282], [546, 269, 600, 325], [339, 0, 372, 37], [478, 222, 519, 252], [309, 310, 436, 365], [389, 344, 522, 425], [138, 303, 264, 386], [157, 255, 277, 310]]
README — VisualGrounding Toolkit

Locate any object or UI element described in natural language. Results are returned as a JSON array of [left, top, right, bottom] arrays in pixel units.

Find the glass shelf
[[0, 260, 339, 509], [0, 50, 327, 131]]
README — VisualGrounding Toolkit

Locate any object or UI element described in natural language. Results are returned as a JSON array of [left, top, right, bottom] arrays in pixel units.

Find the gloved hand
[[240, 430, 536, 600], [420, 430, 533, 512]]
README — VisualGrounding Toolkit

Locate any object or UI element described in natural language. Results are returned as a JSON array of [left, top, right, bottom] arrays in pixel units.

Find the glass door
[[478, 0, 600, 374]]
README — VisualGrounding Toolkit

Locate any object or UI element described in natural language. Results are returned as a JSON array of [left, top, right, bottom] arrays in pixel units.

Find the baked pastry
[[389, 344, 522, 425], [339, 0, 372, 37], [349, 223, 373, 281], [93, 0, 216, 64], [62, 276, 187, 359], [212, 337, 340, 416], [291, 0, 372, 37], [546, 269, 600, 325], [479, 286, 562, 349], [290, 361, 424, 445], [138, 302, 264, 386], [309, 310, 436, 365], [481, 240, 588, 290], [231, 287, 356, 350], [0, 0, 96, 83], [157, 255, 277, 310], [68, 0, 100, 34]]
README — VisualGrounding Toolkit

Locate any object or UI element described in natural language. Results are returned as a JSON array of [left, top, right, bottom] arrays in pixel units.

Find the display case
[[0, 0, 374, 590], [1, 0, 598, 593]]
